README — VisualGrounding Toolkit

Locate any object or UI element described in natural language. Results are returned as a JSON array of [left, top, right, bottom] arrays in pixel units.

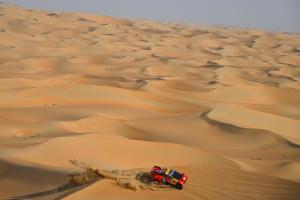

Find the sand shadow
[[8, 182, 91, 200]]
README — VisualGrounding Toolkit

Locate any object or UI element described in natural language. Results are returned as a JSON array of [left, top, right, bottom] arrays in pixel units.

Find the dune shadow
[[8, 182, 91, 200], [200, 111, 300, 148]]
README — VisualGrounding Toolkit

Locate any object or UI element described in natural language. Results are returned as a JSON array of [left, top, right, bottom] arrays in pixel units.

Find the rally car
[[151, 166, 187, 190]]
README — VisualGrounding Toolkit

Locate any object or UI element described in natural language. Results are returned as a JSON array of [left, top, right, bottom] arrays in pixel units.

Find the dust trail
[[69, 160, 172, 191]]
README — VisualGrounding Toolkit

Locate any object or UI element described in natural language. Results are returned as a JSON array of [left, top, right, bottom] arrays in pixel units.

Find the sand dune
[[0, 4, 300, 200], [0, 158, 78, 199], [207, 106, 300, 144]]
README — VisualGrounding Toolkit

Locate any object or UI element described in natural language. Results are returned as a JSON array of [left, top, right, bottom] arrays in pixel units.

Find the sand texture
[[0, 4, 300, 200]]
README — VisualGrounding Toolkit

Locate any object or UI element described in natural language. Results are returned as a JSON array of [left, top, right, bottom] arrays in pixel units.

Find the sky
[[7, 0, 300, 33]]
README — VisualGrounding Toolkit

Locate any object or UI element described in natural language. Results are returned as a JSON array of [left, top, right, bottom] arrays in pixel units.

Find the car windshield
[[171, 170, 182, 180]]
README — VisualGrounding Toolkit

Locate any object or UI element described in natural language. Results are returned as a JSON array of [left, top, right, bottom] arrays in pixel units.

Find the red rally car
[[151, 166, 187, 190]]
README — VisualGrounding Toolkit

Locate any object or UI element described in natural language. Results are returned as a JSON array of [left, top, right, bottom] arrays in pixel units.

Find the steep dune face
[[0, 159, 76, 199], [0, 4, 300, 200]]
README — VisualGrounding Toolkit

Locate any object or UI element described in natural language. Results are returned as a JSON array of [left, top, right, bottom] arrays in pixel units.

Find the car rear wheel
[[175, 183, 183, 190], [162, 177, 167, 184]]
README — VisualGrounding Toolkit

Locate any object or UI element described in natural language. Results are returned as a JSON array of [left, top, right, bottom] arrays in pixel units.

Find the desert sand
[[0, 4, 300, 200]]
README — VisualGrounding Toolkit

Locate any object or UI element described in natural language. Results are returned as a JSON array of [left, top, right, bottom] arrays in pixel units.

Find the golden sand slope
[[0, 4, 300, 200]]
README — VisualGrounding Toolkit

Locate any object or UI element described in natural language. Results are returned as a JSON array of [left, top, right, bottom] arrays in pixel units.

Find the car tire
[[175, 183, 183, 190], [162, 177, 167, 185]]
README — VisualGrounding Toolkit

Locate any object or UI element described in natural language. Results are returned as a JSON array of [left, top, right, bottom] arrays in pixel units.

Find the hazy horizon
[[6, 0, 300, 33]]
